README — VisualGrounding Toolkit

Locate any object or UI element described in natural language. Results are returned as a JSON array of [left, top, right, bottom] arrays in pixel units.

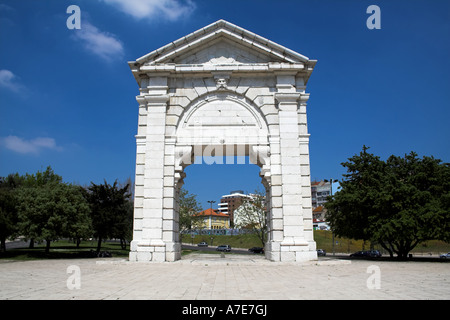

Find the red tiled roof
[[313, 206, 324, 213], [195, 208, 229, 217]]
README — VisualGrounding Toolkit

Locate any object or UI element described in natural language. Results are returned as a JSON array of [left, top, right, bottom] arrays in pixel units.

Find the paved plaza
[[0, 254, 448, 300]]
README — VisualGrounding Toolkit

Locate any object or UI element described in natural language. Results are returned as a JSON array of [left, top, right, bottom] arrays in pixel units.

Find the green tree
[[85, 180, 131, 253], [370, 152, 449, 258], [22, 166, 63, 187], [326, 146, 385, 243], [111, 181, 134, 249], [326, 146, 450, 259], [70, 185, 94, 248], [15, 167, 91, 253], [178, 188, 202, 242], [0, 174, 24, 252]]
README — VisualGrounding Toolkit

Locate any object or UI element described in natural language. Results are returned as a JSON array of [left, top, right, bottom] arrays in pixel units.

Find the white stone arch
[[128, 19, 318, 262]]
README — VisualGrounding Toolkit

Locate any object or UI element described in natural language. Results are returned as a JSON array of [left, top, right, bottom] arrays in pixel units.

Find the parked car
[[350, 250, 381, 258], [197, 242, 208, 247], [440, 252, 450, 259], [216, 245, 231, 252], [249, 247, 264, 254], [367, 250, 381, 258], [317, 249, 326, 256], [350, 250, 370, 258]]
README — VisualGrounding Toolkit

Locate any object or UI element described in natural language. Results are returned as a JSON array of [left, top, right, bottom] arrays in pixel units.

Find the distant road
[[182, 244, 260, 255]]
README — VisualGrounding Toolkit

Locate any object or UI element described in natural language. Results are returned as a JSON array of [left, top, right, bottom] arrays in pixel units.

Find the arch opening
[[178, 154, 271, 259], [166, 93, 274, 261]]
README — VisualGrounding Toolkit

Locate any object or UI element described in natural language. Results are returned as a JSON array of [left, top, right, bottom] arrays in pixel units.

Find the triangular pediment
[[174, 37, 277, 65], [132, 19, 312, 66]]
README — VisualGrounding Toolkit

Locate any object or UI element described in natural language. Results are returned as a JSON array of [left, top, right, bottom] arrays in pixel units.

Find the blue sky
[[1, 0, 449, 210]]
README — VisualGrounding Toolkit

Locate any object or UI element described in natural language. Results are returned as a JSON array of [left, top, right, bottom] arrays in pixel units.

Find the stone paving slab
[[0, 255, 448, 300]]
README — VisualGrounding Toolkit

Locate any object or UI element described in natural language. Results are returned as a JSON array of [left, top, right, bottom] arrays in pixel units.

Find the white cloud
[[0, 136, 62, 155], [0, 69, 20, 92], [100, 0, 195, 21], [74, 22, 124, 61]]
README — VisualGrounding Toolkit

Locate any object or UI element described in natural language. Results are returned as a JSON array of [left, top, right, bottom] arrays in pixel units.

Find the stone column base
[[129, 240, 181, 262], [165, 242, 182, 262], [265, 240, 317, 262]]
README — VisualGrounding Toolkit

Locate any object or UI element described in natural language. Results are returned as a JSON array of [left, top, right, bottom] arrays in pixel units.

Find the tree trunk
[[96, 237, 102, 253], [379, 241, 394, 258], [388, 250, 394, 258], [395, 241, 409, 260], [120, 238, 126, 250], [0, 238, 6, 253], [397, 251, 408, 260], [45, 239, 51, 253], [29, 238, 34, 249]]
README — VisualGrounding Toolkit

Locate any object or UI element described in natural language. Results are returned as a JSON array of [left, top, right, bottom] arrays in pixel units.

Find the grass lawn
[[313, 230, 450, 255], [185, 231, 369, 253], [186, 230, 450, 255], [0, 239, 130, 261], [2, 231, 448, 261], [182, 233, 264, 249], [314, 230, 371, 253]]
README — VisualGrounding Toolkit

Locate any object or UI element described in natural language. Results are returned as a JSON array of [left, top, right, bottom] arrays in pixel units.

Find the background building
[[217, 190, 252, 227], [311, 179, 339, 229], [311, 180, 332, 208], [195, 208, 230, 229], [312, 205, 329, 230]]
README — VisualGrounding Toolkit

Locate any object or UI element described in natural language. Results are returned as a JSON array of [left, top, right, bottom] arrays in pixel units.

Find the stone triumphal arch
[[128, 20, 318, 262]]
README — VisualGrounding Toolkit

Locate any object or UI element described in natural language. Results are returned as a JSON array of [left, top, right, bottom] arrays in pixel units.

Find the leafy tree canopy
[[326, 146, 449, 258], [178, 188, 203, 238], [85, 180, 131, 252], [14, 166, 91, 252]]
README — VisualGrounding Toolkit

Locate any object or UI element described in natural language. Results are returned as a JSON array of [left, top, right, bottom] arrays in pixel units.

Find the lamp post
[[207, 200, 216, 233], [324, 179, 338, 256], [207, 200, 216, 210], [208, 201, 216, 246]]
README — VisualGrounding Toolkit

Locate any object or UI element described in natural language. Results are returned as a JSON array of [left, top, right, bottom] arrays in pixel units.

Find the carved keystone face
[[215, 78, 228, 90]]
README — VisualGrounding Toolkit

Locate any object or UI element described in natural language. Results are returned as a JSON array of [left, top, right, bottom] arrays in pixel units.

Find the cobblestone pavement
[[0, 254, 448, 300]]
